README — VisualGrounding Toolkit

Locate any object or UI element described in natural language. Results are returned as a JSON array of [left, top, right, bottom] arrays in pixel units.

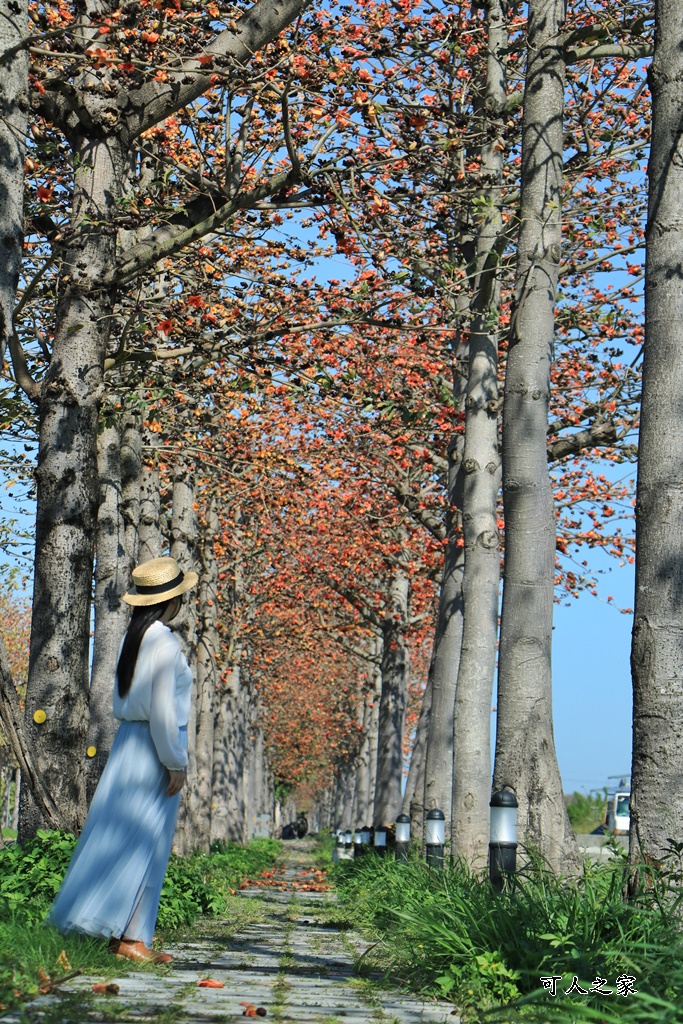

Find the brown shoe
[[109, 939, 173, 964]]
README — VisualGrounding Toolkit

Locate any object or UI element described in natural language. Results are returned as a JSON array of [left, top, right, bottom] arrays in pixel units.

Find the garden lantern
[[373, 825, 387, 856], [353, 827, 363, 858], [343, 828, 353, 859], [395, 814, 410, 862], [334, 832, 346, 863], [426, 808, 445, 868], [489, 789, 518, 891], [361, 824, 372, 846]]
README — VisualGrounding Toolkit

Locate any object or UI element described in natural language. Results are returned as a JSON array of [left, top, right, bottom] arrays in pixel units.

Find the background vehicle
[[605, 783, 630, 834]]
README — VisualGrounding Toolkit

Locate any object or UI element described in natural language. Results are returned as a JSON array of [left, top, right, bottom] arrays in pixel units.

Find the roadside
[[3, 840, 456, 1024]]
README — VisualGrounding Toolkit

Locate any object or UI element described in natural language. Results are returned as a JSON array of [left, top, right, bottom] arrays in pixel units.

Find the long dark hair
[[117, 600, 174, 698]]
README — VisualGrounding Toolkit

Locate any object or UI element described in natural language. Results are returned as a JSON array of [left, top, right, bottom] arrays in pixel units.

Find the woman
[[47, 556, 198, 964]]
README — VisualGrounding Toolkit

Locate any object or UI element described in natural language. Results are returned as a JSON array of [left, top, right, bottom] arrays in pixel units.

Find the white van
[[605, 790, 630, 834]]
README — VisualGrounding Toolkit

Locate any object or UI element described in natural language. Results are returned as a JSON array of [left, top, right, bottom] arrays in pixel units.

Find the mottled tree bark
[[422, 332, 468, 833], [402, 673, 431, 835], [138, 464, 163, 563], [422, 489, 465, 834], [211, 655, 247, 844], [87, 416, 130, 800], [366, 639, 381, 825], [630, 0, 683, 865], [451, 0, 506, 869], [341, 762, 357, 828], [191, 500, 219, 851], [120, 410, 142, 570], [493, 0, 579, 873], [332, 770, 345, 829], [170, 462, 199, 854], [20, 133, 127, 840], [0, 0, 27, 367], [373, 570, 410, 826]]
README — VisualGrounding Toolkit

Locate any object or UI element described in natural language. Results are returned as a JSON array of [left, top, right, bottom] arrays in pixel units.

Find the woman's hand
[[166, 769, 186, 796]]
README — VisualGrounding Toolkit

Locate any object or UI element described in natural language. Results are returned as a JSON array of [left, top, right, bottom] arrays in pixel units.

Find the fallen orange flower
[[198, 979, 225, 988], [92, 983, 120, 995]]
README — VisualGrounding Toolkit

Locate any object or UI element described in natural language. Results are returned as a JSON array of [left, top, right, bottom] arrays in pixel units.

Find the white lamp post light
[[373, 825, 387, 856], [426, 808, 445, 868], [395, 813, 410, 862], [489, 789, 518, 890]]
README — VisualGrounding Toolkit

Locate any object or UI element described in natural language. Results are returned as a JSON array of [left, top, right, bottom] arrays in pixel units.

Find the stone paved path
[[14, 842, 458, 1024]]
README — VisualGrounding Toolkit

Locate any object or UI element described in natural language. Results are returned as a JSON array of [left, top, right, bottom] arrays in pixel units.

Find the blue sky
[[551, 552, 633, 794]]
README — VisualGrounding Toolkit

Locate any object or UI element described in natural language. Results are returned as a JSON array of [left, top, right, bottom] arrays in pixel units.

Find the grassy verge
[[0, 831, 281, 1015], [329, 844, 683, 1023]]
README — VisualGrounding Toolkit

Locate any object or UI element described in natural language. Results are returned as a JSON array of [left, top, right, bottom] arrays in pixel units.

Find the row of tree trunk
[[13, 393, 275, 848], [2, 0, 667, 875]]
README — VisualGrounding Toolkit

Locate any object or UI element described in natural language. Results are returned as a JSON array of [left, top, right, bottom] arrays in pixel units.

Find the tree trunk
[[20, 133, 126, 841], [402, 673, 431, 822], [317, 785, 332, 831], [492, 0, 579, 873], [170, 462, 199, 854], [191, 501, 219, 852], [87, 415, 131, 798], [367, 640, 381, 825], [353, 689, 374, 826], [422, 317, 469, 833], [210, 661, 247, 845], [0, 0, 27, 367], [630, 0, 683, 865], [11, 769, 19, 831], [1, 768, 11, 831], [373, 570, 410, 826], [451, 0, 506, 869], [341, 763, 357, 828], [120, 408, 142, 571], [138, 464, 163, 563], [423, 493, 465, 833], [332, 770, 345, 829]]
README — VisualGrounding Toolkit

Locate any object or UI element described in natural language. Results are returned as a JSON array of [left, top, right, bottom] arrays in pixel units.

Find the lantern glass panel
[[426, 816, 445, 846], [490, 805, 518, 844], [395, 820, 411, 843]]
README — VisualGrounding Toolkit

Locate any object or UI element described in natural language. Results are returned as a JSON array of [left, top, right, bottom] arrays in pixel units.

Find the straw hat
[[123, 556, 198, 607]]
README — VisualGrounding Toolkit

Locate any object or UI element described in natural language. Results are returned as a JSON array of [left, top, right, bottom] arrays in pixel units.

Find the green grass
[[0, 831, 282, 1015], [0, 917, 132, 1014], [330, 843, 683, 1022], [312, 831, 337, 871]]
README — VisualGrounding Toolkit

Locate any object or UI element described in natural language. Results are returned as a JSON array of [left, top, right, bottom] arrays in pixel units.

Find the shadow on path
[[12, 839, 456, 1024]]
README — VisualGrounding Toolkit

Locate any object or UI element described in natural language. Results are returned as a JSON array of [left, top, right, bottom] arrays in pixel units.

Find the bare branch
[[113, 168, 299, 286], [547, 420, 618, 462], [565, 42, 653, 64], [104, 346, 194, 371], [8, 331, 40, 402], [125, 0, 311, 141]]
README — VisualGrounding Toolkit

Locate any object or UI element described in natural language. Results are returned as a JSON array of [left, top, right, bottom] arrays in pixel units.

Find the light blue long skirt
[[46, 720, 186, 948]]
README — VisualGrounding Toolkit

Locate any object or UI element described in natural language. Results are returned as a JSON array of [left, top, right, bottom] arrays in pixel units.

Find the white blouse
[[113, 620, 193, 771]]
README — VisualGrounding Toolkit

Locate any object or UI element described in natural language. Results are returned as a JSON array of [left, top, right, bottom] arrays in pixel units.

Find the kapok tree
[[630, 0, 683, 866], [8, 0, 316, 839]]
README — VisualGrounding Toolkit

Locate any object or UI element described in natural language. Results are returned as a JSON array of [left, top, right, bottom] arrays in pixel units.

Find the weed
[[0, 835, 282, 1016], [331, 846, 683, 1019]]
